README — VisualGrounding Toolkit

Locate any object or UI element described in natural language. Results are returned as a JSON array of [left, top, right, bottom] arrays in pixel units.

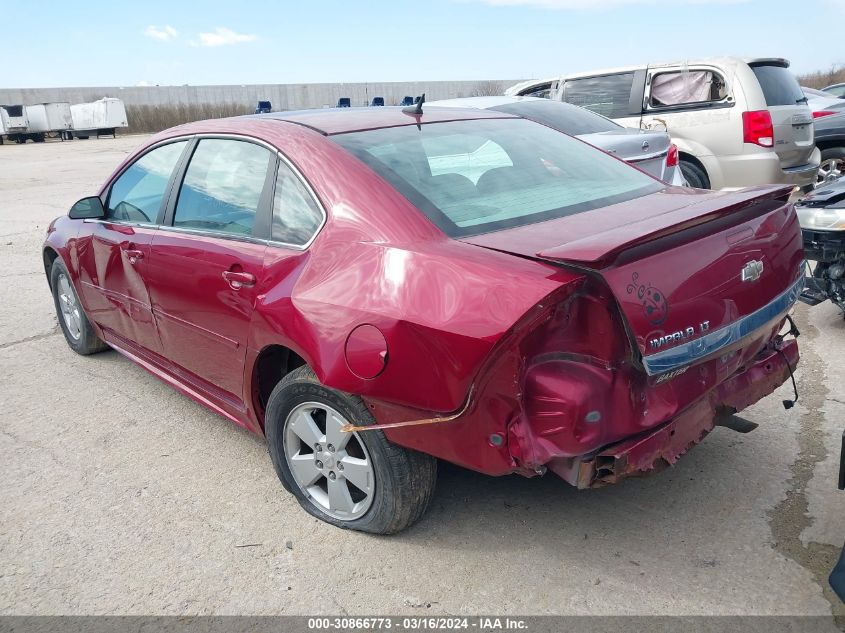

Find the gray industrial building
[[0, 80, 522, 111]]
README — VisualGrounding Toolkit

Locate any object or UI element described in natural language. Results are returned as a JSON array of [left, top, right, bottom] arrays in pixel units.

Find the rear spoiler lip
[[535, 185, 794, 269], [641, 263, 805, 376]]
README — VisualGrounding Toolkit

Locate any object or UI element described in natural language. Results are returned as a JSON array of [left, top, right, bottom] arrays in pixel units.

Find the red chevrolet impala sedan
[[43, 106, 804, 533]]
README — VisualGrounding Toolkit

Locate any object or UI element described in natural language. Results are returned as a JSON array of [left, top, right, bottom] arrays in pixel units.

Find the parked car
[[831, 429, 844, 600], [370, 97, 385, 107], [44, 107, 803, 533], [813, 110, 845, 185], [822, 83, 845, 99], [337, 98, 351, 108], [255, 101, 272, 114], [802, 87, 845, 120], [399, 96, 414, 107], [513, 58, 820, 191], [504, 78, 558, 99], [427, 96, 686, 186]]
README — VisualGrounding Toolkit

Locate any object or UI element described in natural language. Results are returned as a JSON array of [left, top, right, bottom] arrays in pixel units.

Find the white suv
[[509, 57, 820, 190]]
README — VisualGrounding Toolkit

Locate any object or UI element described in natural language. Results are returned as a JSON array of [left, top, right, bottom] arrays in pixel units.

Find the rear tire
[[266, 365, 437, 534], [680, 160, 710, 189], [50, 259, 108, 355]]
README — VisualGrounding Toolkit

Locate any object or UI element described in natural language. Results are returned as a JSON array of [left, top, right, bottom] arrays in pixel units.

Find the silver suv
[[510, 57, 820, 190]]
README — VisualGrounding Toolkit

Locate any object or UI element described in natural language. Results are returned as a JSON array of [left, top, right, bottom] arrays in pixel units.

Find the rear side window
[[107, 140, 188, 223], [492, 100, 620, 136], [649, 70, 728, 107], [173, 139, 273, 236], [751, 64, 806, 106], [563, 73, 634, 119], [272, 162, 324, 246]]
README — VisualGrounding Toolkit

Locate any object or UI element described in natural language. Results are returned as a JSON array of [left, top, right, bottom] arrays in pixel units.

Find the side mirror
[[68, 196, 105, 220]]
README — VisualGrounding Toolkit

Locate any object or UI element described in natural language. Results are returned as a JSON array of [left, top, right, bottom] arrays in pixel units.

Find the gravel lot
[[1, 136, 844, 621]]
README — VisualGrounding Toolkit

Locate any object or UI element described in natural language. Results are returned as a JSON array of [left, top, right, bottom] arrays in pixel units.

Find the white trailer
[[0, 105, 29, 144], [69, 98, 128, 139], [25, 103, 72, 137]]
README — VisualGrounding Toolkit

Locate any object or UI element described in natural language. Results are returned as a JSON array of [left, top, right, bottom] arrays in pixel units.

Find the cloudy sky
[[2, 0, 840, 87]]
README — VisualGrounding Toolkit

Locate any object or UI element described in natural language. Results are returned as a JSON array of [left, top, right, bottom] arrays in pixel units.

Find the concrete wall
[[0, 80, 522, 110]]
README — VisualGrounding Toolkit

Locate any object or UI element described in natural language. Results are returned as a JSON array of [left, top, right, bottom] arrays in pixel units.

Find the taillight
[[813, 110, 836, 119], [742, 110, 774, 147], [666, 144, 679, 167]]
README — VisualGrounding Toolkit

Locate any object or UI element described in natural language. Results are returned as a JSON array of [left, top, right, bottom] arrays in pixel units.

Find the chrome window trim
[[171, 133, 327, 251], [89, 133, 328, 252], [270, 149, 328, 251], [642, 262, 806, 376], [155, 223, 269, 246]]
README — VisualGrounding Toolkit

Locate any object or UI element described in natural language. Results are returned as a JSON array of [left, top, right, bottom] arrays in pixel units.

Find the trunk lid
[[461, 185, 804, 375], [578, 128, 671, 180], [750, 62, 816, 168]]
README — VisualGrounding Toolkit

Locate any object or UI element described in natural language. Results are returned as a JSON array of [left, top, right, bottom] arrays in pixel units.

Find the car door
[[641, 65, 735, 153], [77, 139, 190, 355], [144, 137, 275, 406]]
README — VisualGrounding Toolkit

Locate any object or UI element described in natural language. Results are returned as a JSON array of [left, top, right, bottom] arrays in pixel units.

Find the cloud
[[144, 25, 179, 41], [460, 0, 746, 7], [195, 27, 258, 47]]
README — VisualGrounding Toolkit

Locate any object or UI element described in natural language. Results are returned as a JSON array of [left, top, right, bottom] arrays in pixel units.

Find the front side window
[[107, 140, 187, 223], [563, 73, 634, 119], [272, 162, 324, 246], [648, 70, 728, 108], [334, 118, 662, 238], [173, 139, 273, 236]]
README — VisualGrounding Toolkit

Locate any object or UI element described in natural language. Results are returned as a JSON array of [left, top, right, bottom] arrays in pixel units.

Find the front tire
[[50, 259, 108, 355], [817, 147, 844, 187], [266, 366, 437, 534]]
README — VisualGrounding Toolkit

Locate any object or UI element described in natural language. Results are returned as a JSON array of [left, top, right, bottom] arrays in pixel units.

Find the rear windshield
[[490, 100, 620, 136], [333, 118, 662, 237], [751, 64, 806, 106]]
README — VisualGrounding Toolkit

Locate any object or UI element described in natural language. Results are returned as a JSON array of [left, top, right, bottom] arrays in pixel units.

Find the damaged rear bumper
[[544, 338, 799, 489]]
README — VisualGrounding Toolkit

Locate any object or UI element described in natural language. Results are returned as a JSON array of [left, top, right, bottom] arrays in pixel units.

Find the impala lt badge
[[649, 320, 710, 351], [742, 259, 764, 282]]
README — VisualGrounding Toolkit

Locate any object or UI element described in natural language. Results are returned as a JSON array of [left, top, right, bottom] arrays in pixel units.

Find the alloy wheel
[[57, 274, 82, 340], [283, 402, 375, 520], [817, 157, 844, 187]]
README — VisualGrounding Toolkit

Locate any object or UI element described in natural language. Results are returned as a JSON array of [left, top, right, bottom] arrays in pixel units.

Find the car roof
[[241, 106, 515, 135], [561, 56, 789, 81], [426, 96, 544, 109]]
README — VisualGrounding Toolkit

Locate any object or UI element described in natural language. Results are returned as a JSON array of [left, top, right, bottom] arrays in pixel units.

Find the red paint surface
[[43, 109, 803, 482], [345, 325, 388, 379]]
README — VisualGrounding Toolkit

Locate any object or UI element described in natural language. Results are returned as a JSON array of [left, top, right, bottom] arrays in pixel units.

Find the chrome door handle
[[222, 270, 256, 289]]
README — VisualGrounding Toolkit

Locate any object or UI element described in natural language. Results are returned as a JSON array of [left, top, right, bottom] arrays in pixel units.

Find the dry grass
[[470, 80, 504, 97], [124, 102, 251, 134], [797, 64, 845, 90]]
